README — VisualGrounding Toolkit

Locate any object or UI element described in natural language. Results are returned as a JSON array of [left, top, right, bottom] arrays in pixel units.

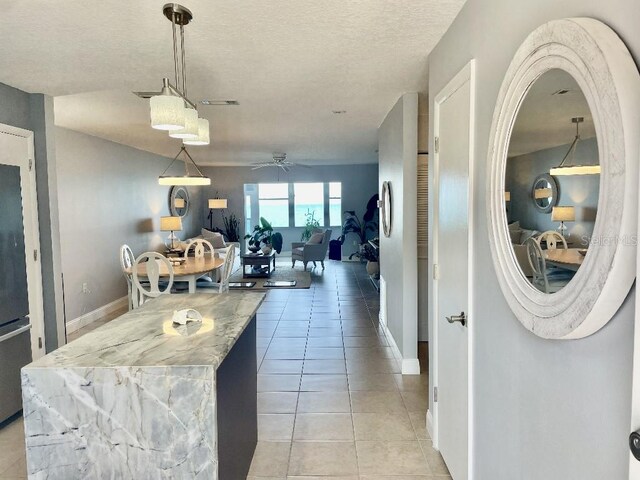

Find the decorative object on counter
[[551, 206, 575, 233], [133, 4, 210, 145], [342, 193, 379, 259], [301, 209, 321, 241], [172, 308, 202, 325], [244, 217, 283, 254], [207, 197, 227, 230], [549, 117, 601, 176], [380, 181, 392, 237], [169, 186, 190, 217], [158, 146, 210, 186], [160, 215, 183, 250]]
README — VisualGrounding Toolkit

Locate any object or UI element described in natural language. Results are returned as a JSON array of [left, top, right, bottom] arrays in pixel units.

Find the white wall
[[428, 1, 637, 478], [378, 93, 419, 369], [55, 128, 204, 323]]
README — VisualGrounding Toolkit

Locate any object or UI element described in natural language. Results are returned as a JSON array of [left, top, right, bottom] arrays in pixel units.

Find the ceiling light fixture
[[133, 4, 210, 145], [159, 146, 211, 186], [550, 117, 601, 176]]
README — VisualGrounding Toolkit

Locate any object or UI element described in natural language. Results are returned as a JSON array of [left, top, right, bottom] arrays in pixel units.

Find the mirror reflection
[[505, 69, 600, 293]]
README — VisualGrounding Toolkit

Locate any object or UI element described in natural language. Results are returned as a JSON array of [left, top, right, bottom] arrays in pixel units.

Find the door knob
[[630, 430, 640, 461], [446, 312, 466, 326]]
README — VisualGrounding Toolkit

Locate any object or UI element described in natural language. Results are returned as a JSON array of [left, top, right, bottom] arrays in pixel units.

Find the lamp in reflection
[[550, 117, 601, 176], [552, 206, 575, 234]]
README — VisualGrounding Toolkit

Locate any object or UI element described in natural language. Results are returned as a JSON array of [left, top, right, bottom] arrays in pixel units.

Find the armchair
[[292, 229, 332, 270]]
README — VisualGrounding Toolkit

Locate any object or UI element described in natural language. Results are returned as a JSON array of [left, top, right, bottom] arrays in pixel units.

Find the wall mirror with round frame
[[381, 181, 392, 237], [169, 186, 190, 218], [487, 18, 640, 339]]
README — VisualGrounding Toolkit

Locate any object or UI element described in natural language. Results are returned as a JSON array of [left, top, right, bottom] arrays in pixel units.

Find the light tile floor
[[0, 262, 450, 479]]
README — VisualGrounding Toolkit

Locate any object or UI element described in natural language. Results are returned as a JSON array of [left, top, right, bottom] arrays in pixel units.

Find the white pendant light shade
[[550, 165, 601, 176], [159, 176, 211, 186], [150, 94, 186, 131], [183, 118, 210, 146], [169, 107, 199, 139]]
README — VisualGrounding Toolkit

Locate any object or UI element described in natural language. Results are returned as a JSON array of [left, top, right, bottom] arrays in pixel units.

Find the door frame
[[0, 123, 46, 360], [429, 59, 476, 478]]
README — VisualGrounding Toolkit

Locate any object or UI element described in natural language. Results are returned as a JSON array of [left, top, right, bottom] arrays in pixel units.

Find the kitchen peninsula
[[21, 292, 265, 479]]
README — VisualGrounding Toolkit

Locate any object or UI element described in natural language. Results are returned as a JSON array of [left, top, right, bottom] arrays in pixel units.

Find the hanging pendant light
[[183, 118, 210, 146], [550, 117, 601, 176], [169, 107, 199, 139], [158, 146, 211, 186], [134, 4, 211, 143]]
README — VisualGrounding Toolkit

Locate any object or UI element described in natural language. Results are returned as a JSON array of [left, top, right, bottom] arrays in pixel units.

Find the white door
[[432, 61, 475, 480], [0, 125, 45, 360]]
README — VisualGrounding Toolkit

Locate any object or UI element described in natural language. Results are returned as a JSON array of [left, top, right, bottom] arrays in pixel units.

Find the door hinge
[[28, 158, 33, 171], [33, 249, 38, 261], [434, 137, 440, 154], [433, 264, 440, 280], [434, 386, 438, 402], [38, 337, 43, 349]]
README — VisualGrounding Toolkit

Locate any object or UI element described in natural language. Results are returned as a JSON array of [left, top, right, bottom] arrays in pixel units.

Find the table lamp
[[552, 206, 575, 234], [207, 198, 228, 230], [160, 216, 183, 250]]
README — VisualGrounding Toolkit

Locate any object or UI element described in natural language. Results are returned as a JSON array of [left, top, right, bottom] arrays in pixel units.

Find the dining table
[[125, 255, 224, 294], [543, 248, 586, 272]]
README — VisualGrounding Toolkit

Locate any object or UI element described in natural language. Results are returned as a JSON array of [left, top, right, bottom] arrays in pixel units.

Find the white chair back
[[184, 239, 215, 258], [120, 244, 135, 310], [537, 230, 567, 250], [218, 244, 236, 293], [525, 237, 549, 293], [132, 252, 174, 307]]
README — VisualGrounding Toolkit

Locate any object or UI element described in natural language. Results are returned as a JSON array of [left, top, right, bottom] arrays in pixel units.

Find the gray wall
[[506, 138, 599, 244], [0, 82, 63, 352], [428, 2, 637, 478], [378, 94, 418, 361], [199, 164, 378, 258], [55, 128, 204, 323]]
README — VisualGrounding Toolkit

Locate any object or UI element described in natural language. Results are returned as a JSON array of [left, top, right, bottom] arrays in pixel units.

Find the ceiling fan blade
[[251, 164, 271, 170], [294, 163, 312, 169], [282, 165, 290, 173]]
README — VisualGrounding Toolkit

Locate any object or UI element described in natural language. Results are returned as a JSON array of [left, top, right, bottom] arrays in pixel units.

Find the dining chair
[[198, 244, 236, 293], [537, 230, 567, 250], [183, 239, 215, 258], [525, 237, 567, 294], [131, 252, 174, 308], [119, 244, 136, 310]]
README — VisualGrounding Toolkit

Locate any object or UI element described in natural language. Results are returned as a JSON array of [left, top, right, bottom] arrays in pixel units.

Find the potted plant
[[342, 193, 379, 259], [223, 213, 240, 242], [244, 217, 283, 254], [301, 209, 321, 241], [361, 242, 379, 275]]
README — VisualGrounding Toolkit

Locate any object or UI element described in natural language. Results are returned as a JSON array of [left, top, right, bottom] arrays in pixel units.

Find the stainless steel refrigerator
[[0, 164, 33, 423]]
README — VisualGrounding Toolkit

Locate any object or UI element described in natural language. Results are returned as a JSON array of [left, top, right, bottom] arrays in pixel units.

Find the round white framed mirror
[[169, 186, 190, 218], [530, 173, 558, 214], [487, 18, 640, 339], [381, 181, 392, 237]]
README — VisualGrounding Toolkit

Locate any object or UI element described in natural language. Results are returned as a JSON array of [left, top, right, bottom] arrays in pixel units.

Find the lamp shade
[[550, 164, 601, 176], [150, 94, 185, 131], [552, 206, 575, 222], [160, 216, 183, 231], [183, 118, 210, 146], [174, 198, 185, 208], [504, 191, 511, 202], [208, 198, 228, 209], [169, 107, 199, 139], [534, 188, 552, 199]]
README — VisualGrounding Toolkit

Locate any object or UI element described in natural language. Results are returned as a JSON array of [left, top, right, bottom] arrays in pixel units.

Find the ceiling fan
[[251, 153, 310, 172]]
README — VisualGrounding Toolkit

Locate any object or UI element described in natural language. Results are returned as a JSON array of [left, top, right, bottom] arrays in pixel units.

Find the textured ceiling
[[0, 0, 465, 166], [508, 69, 596, 158]]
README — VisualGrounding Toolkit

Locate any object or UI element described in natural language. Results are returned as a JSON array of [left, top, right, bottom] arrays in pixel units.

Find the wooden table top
[[543, 248, 586, 268], [126, 256, 224, 277]]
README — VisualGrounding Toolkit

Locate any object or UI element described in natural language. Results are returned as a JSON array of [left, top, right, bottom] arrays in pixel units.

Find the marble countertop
[[25, 292, 265, 369]]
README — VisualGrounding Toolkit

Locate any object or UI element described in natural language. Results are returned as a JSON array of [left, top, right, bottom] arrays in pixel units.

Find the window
[[258, 183, 289, 227], [329, 182, 342, 226], [294, 183, 324, 227]]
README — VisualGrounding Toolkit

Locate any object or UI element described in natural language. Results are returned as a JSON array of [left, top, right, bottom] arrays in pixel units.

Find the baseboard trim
[[380, 321, 421, 375], [427, 409, 435, 442], [66, 296, 128, 334]]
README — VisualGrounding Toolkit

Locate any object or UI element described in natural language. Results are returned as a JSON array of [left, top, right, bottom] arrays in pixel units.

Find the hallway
[[249, 261, 448, 478]]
